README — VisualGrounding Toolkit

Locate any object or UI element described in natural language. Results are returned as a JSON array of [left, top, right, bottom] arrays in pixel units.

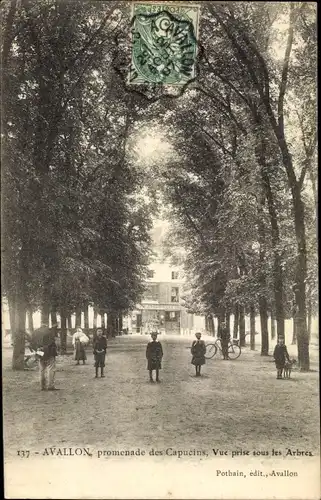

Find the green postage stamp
[[129, 2, 200, 85]]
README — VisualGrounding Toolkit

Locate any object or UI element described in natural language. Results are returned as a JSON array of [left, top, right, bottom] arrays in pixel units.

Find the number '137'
[[17, 450, 30, 458]]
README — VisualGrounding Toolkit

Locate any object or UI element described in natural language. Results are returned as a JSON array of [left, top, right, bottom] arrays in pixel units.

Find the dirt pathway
[[3, 335, 319, 459]]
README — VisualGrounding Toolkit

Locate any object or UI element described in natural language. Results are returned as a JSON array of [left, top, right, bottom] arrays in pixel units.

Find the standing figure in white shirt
[[72, 328, 89, 365]]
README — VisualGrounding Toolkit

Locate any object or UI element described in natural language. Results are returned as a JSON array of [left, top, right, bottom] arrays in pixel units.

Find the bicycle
[[205, 338, 241, 360]]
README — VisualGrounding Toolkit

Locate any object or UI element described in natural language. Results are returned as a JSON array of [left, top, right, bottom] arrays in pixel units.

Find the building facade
[[131, 261, 204, 335]]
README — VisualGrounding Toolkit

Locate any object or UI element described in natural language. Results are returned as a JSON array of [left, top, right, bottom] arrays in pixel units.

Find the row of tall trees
[[160, 2, 317, 369], [1, 0, 153, 369]]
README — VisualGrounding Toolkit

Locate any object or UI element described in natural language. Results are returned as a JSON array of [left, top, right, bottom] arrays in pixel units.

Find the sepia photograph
[[1, 1, 319, 498]]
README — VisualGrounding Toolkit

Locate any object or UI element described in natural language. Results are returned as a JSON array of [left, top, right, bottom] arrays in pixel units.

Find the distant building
[[131, 260, 204, 335]]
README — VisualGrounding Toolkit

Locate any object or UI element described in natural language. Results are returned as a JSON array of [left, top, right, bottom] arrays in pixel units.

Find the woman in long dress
[[191, 332, 206, 377], [72, 328, 89, 365]]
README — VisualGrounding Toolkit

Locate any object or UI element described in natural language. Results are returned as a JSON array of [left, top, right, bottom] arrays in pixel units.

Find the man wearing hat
[[36, 328, 59, 390], [220, 321, 230, 360]]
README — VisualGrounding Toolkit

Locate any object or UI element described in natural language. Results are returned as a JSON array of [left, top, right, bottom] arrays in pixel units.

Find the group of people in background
[[27, 322, 293, 390], [26, 326, 108, 390]]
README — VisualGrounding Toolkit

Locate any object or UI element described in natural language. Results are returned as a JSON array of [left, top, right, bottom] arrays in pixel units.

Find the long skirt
[[191, 355, 205, 366], [75, 342, 87, 361], [147, 359, 162, 371]]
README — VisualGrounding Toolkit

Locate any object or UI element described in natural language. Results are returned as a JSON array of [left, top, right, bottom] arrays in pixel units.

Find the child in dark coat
[[93, 328, 107, 378], [273, 338, 290, 379], [146, 332, 163, 382], [191, 332, 206, 376]]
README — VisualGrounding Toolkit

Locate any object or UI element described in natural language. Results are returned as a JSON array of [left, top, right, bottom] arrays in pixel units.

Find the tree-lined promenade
[[3, 335, 320, 458], [1, 1, 317, 371]]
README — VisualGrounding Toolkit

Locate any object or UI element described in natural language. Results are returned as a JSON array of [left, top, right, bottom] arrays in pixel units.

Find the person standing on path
[[72, 327, 89, 365], [273, 338, 290, 379], [146, 332, 163, 383], [93, 328, 107, 378], [191, 332, 206, 376], [220, 322, 230, 360], [38, 331, 59, 391]]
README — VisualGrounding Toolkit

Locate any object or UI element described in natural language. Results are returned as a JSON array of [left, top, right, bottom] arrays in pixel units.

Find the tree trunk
[[75, 307, 82, 328], [100, 310, 106, 329], [107, 313, 113, 337], [51, 308, 57, 336], [68, 314, 73, 330], [259, 297, 269, 356], [205, 315, 209, 332], [250, 304, 256, 350], [225, 310, 231, 336], [292, 306, 297, 345], [118, 314, 123, 333], [84, 303, 89, 332], [41, 302, 50, 327], [113, 314, 118, 336], [256, 189, 269, 356], [271, 309, 276, 340], [233, 304, 239, 339], [1, 0, 18, 139], [107, 312, 117, 337], [239, 306, 245, 347], [307, 296, 312, 341], [8, 295, 17, 336], [291, 198, 309, 369], [264, 94, 309, 368], [12, 294, 26, 370], [93, 308, 98, 329], [291, 191, 310, 370], [257, 134, 285, 342], [208, 315, 215, 336], [60, 309, 67, 354], [272, 121, 310, 369], [217, 309, 226, 337], [27, 308, 34, 333]]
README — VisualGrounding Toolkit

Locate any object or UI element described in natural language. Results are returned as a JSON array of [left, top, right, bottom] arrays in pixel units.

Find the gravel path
[[3, 334, 319, 459]]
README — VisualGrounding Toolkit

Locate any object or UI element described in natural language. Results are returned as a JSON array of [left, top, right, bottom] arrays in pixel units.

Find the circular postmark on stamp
[[129, 4, 200, 86]]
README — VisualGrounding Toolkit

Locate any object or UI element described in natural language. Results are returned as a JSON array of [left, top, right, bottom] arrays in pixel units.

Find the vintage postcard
[[1, 0, 319, 499]]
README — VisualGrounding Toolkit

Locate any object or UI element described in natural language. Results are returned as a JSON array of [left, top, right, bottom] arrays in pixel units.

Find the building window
[[144, 284, 158, 301], [171, 287, 179, 302], [147, 270, 155, 278], [171, 271, 179, 280], [165, 311, 179, 321]]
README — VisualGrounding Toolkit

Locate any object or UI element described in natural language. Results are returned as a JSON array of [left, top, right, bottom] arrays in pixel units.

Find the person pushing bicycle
[[220, 322, 230, 360]]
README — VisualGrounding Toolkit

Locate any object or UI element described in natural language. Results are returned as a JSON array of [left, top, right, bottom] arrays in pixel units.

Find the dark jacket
[[93, 336, 107, 354], [146, 341, 163, 361], [42, 333, 58, 360], [191, 340, 206, 357], [220, 327, 230, 341], [273, 344, 290, 364], [191, 339, 206, 366]]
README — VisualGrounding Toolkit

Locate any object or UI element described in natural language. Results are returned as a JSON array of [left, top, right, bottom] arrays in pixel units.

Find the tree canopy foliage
[[159, 2, 317, 367], [1, 0, 153, 368]]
